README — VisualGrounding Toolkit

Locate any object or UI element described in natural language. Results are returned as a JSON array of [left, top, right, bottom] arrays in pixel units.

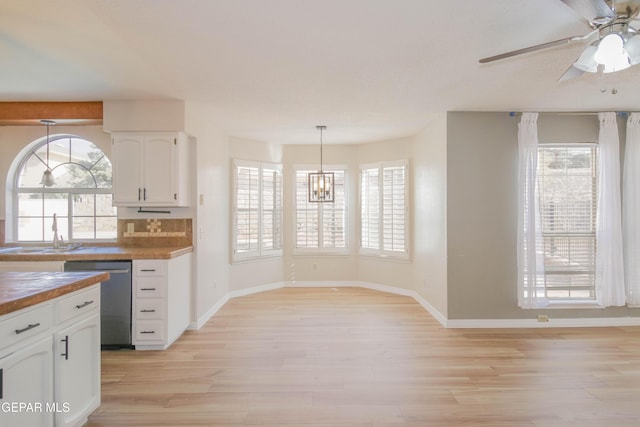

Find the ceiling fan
[[479, 0, 640, 81]]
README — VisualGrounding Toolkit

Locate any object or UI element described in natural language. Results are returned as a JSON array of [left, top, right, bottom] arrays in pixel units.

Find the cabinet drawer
[[0, 304, 53, 351], [135, 299, 164, 319], [134, 260, 167, 277], [134, 320, 165, 341], [56, 285, 100, 325], [135, 277, 166, 298]]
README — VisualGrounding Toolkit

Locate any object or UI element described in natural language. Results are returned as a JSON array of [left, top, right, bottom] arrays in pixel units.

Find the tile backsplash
[[117, 218, 192, 247]]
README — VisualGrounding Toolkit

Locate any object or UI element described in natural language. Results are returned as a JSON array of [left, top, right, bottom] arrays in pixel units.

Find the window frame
[[293, 164, 348, 255], [13, 134, 117, 243], [359, 159, 410, 260], [231, 159, 283, 262], [535, 142, 599, 305]]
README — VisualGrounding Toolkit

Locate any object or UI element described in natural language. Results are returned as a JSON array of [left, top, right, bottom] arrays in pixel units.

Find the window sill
[[544, 300, 603, 309], [292, 252, 350, 258], [232, 254, 282, 264], [359, 253, 411, 264]]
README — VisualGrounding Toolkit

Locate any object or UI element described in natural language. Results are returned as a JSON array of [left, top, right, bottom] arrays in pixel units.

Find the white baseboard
[[228, 281, 283, 298], [193, 281, 640, 330], [283, 280, 361, 288], [408, 290, 449, 327], [445, 316, 640, 328], [193, 293, 230, 330]]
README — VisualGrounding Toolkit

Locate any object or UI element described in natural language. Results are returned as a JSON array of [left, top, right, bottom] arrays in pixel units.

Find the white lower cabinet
[[0, 336, 54, 427], [54, 313, 100, 427], [0, 283, 101, 427], [132, 253, 191, 350]]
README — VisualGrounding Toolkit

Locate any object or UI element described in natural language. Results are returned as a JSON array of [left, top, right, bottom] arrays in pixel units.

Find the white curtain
[[596, 112, 626, 306], [624, 113, 640, 306], [517, 113, 548, 309]]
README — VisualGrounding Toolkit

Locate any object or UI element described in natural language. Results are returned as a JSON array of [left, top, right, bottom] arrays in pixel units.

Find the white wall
[[185, 101, 231, 326], [103, 100, 185, 132], [411, 114, 448, 317]]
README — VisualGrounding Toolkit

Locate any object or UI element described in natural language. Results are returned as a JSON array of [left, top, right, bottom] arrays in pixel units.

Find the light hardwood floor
[[87, 287, 640, 426]]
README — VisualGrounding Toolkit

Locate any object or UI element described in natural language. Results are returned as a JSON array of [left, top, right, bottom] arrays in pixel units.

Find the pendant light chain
[[317, 125, 326, 173], [40, 119, 56, 187], [46, 120, 50, 168]]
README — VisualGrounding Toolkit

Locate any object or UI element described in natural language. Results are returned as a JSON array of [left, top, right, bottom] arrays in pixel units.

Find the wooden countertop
[[0, 271, 109, 316], [0, 245, 193, 261]]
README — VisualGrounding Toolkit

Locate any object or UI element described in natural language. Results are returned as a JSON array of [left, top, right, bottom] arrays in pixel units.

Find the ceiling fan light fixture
[[624, 34, 640, 64], [594, 33, 630, 72], [574, 45, 599, 72]]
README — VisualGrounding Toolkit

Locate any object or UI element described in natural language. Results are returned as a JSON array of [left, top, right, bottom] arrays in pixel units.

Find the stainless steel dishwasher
[[64, 260, 133, 349]]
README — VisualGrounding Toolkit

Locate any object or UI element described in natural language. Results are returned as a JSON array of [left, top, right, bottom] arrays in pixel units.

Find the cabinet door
[[112, 134, 144, 205], [0, 336, 54, 427], [142, 134, 177, 205], [54, 314, 100, 427]]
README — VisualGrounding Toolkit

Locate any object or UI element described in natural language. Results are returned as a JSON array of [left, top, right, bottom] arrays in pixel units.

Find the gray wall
[[446, 111, 638, 320]]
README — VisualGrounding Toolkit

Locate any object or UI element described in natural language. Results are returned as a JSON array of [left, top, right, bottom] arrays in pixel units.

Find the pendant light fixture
[[40, 119, 56, 187], [308, 125, 334, 203]]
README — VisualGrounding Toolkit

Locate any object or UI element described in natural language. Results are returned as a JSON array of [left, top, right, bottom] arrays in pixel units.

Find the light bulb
[[41, 169, 55, 187], [595, 33, 630, 73], [625, 34, 640, 65]]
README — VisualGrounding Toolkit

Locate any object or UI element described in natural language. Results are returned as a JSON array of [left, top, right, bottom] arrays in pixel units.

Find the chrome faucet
[[52, 213, 60, 249]]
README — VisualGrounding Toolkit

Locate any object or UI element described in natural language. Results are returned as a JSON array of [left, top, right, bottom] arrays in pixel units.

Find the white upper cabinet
[[111, 132, 191, 207]]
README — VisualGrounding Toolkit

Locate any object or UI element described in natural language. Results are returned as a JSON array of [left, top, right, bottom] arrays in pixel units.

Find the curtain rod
[[509, 111, 632, 117]]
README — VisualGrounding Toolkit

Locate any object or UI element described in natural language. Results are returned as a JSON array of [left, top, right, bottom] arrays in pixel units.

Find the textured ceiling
[[1, 0, 639, 143]]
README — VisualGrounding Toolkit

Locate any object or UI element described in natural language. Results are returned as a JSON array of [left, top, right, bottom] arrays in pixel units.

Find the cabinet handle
[[140, 309, 156, 313], [138, 188, 142, 201], [0, 368, 3, 399], [140, 269, 156, 272], [76, 300, 94, 309], [61, 335, 69, 360], [140, 287, 156, 291], [15, 322, 40, 335], [144, 188, 147, 201], [140, 331, 155, 334]]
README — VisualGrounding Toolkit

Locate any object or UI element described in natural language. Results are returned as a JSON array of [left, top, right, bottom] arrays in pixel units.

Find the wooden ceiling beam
[[0, 102, 103, 125]]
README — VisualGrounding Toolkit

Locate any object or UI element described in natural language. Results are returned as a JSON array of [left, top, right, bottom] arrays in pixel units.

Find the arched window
[[14, 134, 117, 242]]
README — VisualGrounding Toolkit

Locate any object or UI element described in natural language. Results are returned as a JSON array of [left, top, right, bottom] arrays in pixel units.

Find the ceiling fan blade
[[479, 36, 581, 63], [558, 64, 586, 81], [560, 0, 616, 26]]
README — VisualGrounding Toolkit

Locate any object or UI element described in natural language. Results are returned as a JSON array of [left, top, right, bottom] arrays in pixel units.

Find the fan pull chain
[[600, 72, 619, 95]]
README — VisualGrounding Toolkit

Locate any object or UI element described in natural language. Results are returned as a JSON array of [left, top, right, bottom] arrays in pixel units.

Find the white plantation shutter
[[233, 160, 282, 261], [360, 160, 409, 258], [322, 171, 346, 249], [235, 164, 259, 255], [262, 166, 282, 254], [537, 144, 598, 300], [383, 165, 406, 252], [360, 167, 379, 250], [295, 167, 347, 253]]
